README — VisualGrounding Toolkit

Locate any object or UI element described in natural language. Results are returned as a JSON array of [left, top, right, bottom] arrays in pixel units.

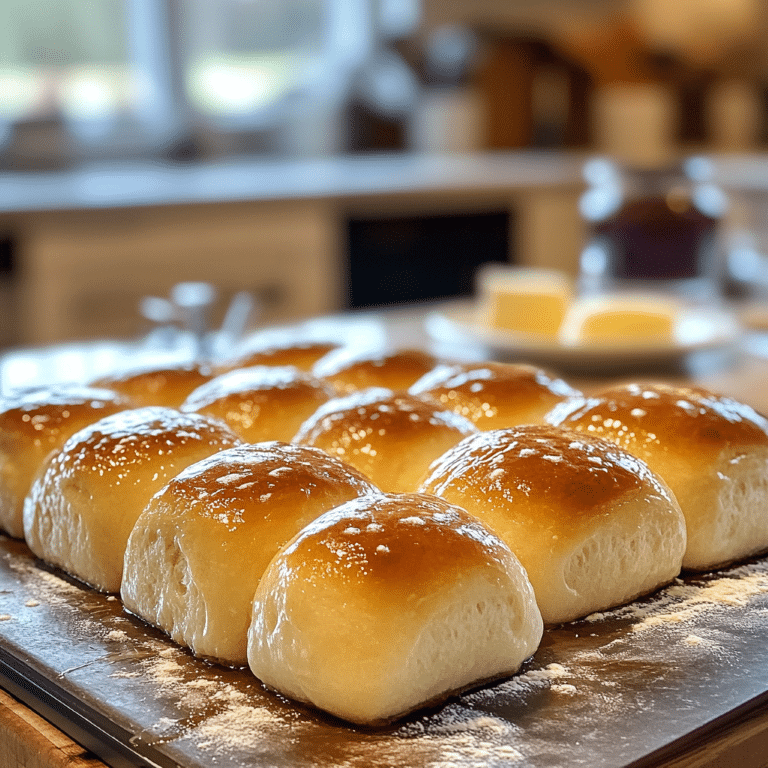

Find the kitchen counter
[[0, 151, 586, 346]]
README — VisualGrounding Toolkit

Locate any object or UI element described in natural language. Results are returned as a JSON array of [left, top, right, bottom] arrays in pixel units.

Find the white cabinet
[[18, 200, 340, 344]]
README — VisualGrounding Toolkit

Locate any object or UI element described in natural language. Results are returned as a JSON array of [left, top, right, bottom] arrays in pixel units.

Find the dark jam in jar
[[593, 191, 719, 282]]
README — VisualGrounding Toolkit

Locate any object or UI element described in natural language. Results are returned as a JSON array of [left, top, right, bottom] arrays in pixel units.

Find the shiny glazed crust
[[216, 341, 340, 374], [121, 442, 378, 665], [0, 385, 132, 538], [248, 493, 543, 725], [312, 348, 439, 394], [546, 382, 768, 569], [409, 361, 581, 430], [181, 365, 335, 443], [293, 388, 478, 492], [420, 425, 686, 623], [92, 363, 214, 408], [23, 407, 241, 592]]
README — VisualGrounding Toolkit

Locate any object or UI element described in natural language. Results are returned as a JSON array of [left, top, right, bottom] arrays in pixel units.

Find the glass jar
[[578, 156, 728, 302]]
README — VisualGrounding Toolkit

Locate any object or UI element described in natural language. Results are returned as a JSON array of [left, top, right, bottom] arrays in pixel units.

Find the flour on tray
[[584, 561, 768, 631]]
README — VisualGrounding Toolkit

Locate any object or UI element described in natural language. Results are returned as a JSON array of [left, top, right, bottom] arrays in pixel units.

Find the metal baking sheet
[[2, 533, 768, 768]]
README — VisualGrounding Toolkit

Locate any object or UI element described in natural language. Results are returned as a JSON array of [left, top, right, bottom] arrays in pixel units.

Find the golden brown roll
[[0, 384, 132, 538], [409, 361, 581, 430], [311, 348, 439, 395], [546, 382, 768, 570], [293, 388, 478, 492], [23, 407, 241, 592], [121, 442, 378, 665], [91, 362, 213, 408], [247, 493, 543, 726], [181, 365, 334, 443], [0, 385, 132, 539], [420, 425, 686, 624], [216, 340, 339, 374]]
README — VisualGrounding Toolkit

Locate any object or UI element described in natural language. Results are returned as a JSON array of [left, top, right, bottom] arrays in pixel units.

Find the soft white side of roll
[[248, 493, 543, 726], [121, 442, 378, 666], [654, 444, 768, 569], [420, 425, 686, 624], [23, 407, 241, 592]]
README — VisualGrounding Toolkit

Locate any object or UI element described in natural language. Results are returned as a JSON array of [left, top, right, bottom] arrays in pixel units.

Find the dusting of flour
[[5, 541, 768, 767]]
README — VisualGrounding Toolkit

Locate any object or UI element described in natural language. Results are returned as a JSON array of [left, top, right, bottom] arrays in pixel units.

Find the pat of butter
[[476, 266, 574, 337], [559, 294, 680, 346]]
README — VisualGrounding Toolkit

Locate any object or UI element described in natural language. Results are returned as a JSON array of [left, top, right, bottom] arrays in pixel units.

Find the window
[[0, 0, 377, 162]]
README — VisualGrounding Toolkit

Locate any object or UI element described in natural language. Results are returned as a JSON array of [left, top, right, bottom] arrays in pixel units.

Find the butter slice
[[559, 294, 680, 347], [476, 266, 574, 337]]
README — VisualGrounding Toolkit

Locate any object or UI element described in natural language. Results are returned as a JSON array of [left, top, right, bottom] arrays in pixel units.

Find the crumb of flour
[[582, 564, 768, 631], [465, 663, 569, 700]]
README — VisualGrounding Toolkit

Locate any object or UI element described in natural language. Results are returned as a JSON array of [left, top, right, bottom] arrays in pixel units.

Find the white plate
[[425, 301, 742, 372]]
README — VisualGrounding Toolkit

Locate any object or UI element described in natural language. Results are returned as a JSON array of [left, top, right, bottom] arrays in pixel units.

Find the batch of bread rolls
[[2, 338, 768, 729]]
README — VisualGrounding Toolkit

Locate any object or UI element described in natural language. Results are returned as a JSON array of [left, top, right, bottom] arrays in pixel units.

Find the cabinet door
[[19, 200, 340, 344]]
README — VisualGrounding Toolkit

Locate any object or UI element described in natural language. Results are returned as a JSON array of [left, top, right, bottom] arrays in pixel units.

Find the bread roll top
[[0, 385, 132, 448], [421, 425, 669, 531], [281, 493, 520, 603], [147, 441, 377, 529], [312, 348, 439, 395], [181, 365, 334, 443], [54, 406, 240, 484], [217, 341, 339, 374], [293, 388, 477, 492], [547, 382, 768, 465], [92, 362, 214, 408], [409, 361, 580, 430]]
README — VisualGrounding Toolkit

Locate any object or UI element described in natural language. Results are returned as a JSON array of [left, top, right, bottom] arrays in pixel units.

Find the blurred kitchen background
[[2, 0, 768, 351]]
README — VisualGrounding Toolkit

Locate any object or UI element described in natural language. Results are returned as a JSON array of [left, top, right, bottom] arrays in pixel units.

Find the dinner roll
[[248, 493, 543, 726], [409, 361, 581, 430], [312, 348, 439, 395], [217, 340, 339, 374], [181, 366, 334, 443], [122, 442, 377, 665], [0, 385, 131, 538], [546, 382, 768, 570], [92, 362, 213, 408], [420, 425, 686, 624], [23, 407, 241, 592], [293, 388, 477, 492]]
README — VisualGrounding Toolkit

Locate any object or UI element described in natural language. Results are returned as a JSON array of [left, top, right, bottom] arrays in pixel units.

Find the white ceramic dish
[[425, 301, 741, 372]]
